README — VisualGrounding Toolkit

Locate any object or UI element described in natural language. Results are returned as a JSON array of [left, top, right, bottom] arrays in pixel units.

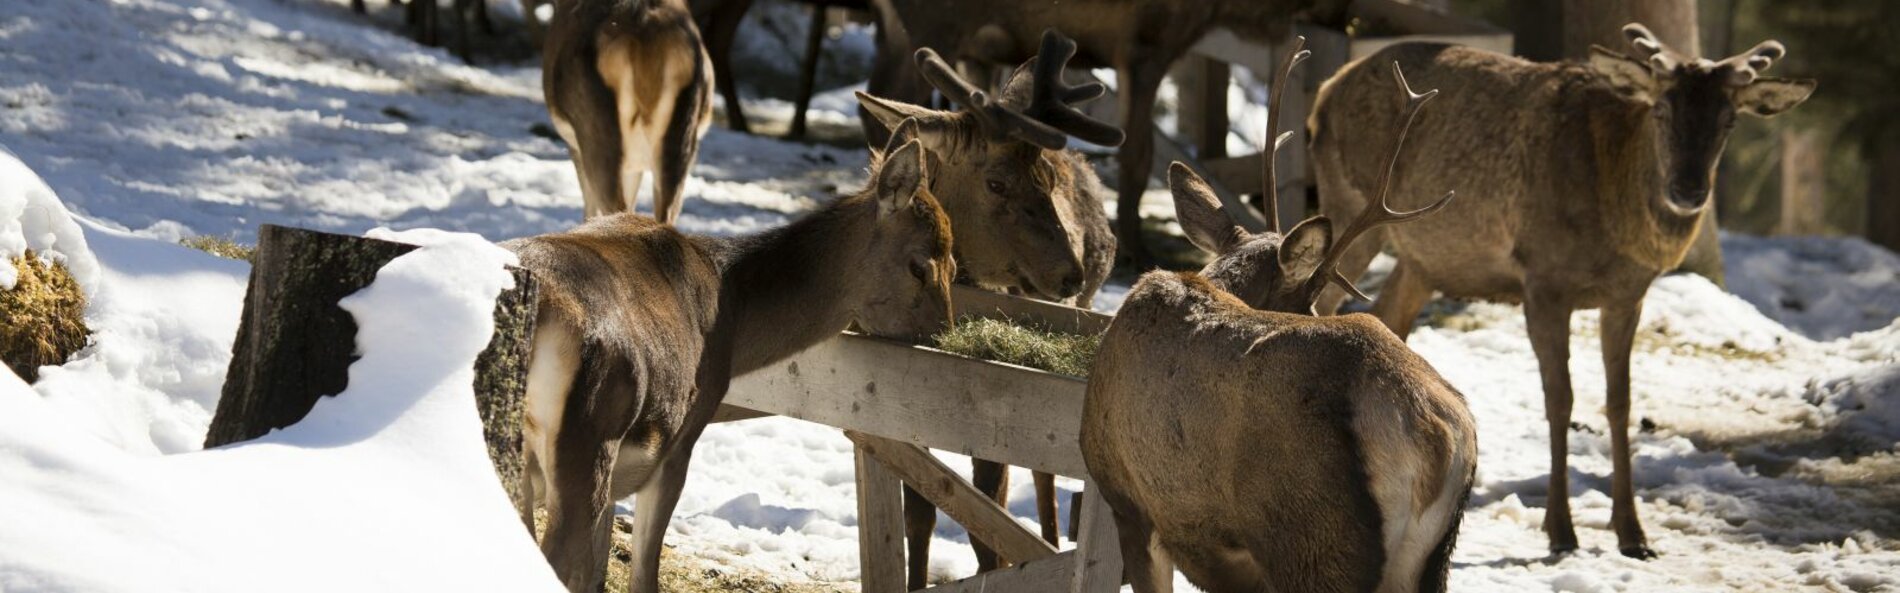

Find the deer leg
[[1369, 258, 1432, 337], [472, 0, 494, 35], [1100, 489, 1171, 593], [903, 485, 935, 591], [1032, 471, 1059, 545], [541, 439, 618, 593], [1601, 296, 1655, 559], [626, 440, 696, 593], [454, 0, 474, 64], [1524, 292, 1578, 554], [654, 71, 708, 225], [969, 459, 1010, 572], [1113, 61, 1165, 268], [789, 2, 825, 140], [704, 0, 753, 134]]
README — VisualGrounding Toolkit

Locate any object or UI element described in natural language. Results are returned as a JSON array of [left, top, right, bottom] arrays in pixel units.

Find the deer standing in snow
[[1081, 46, 1478, 593], [543, 0, 715, 224], [1309, 24, 1813, 558], [505, 122, 955, 593], [853, 30, 1121, 588]]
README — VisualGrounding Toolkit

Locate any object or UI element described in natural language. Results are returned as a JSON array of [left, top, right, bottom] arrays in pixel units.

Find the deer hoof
[[1620, 545, 1659, 560]]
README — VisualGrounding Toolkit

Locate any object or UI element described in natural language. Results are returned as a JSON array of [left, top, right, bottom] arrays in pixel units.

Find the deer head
[[1589, 23, 1816, 212], [1172, 61, 1452, 315], [852, 118, 959, 343], [854, 30, 1122, 300]]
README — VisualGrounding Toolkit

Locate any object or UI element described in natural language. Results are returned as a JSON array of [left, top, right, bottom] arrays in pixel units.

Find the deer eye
[[909, 260, 932, 282], [986, 179, 1007, 195]]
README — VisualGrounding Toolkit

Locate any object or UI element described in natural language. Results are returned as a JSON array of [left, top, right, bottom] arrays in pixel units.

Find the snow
[[0, 147, 99, 293], [2, 0, 1899, 590], [0, 212, 561, 591]]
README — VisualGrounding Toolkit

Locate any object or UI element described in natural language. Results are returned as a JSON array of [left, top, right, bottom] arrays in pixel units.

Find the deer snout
[[1057, 271, 1083, 297], [1667, 182, 1712, 210]]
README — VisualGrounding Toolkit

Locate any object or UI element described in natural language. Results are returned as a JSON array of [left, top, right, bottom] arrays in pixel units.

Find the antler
[[1262, 35, 1311, 234], [1622, 23, 1680, 72], [1719, 39, 1786, 86], [1310, 62, 1455, 302], [914, 30, 1125, 150]]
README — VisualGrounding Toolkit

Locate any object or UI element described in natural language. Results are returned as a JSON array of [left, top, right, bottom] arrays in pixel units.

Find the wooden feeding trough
[[718, 285, 1121, 593]]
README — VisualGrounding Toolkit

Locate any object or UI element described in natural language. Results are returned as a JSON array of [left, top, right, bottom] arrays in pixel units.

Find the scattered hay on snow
[[179, 235, 255, 262], [0, 251, 89, 382], [932, 317, 1100, 378]]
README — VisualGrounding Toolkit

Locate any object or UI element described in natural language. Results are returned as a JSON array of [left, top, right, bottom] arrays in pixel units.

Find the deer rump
[[1083, 273, 1475, 592]]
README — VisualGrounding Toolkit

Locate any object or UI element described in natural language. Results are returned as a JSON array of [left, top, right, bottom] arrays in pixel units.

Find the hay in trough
[[932, 317, 1100, 378], [1, 251, 90, 382]]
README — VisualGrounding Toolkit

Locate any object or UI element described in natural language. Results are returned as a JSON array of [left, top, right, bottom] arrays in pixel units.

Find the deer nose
[[1667, 183, 1711, 209], [1058, 273, 1083, 297]]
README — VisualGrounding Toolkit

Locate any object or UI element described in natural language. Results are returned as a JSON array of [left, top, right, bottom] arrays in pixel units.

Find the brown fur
[[1081, 164, 1477, 593], [506, 137, 954, 593], [1309, 38, 1812, 558], [544, 0, 713, 224], [865, 0, 1349, 264]]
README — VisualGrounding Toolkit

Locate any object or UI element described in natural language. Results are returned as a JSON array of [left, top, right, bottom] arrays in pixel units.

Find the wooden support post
[[847, 431, 1059, 566], [1172, 55, 1230, 160], [204, 225, 538, 510], [857, 443, 907, 593], [1069, 487, 1123, 593]]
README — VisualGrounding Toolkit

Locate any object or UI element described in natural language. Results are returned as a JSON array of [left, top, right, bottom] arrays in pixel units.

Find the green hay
[[932, 317, 1101, 378], [179, 235, 255, 262], [0, 251, 90, 382]]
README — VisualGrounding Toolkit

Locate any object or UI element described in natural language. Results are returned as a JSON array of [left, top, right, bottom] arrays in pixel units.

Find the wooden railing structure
[[715, 285, 1120, 593]]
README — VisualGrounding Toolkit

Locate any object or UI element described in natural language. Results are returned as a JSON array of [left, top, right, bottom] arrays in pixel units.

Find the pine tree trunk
[[205, 225, 537, 510], [1778, 128, 1826, 236], [1870, 138, 1900, 253]]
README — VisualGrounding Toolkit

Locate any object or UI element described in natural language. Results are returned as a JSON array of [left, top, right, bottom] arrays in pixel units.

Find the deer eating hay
[[1081, 40, 1478, 592], [505, 121, 956, 593], [544, 0, 715, 224], [1309, 23, 1814, 558], [853, 30, 1122, 587]]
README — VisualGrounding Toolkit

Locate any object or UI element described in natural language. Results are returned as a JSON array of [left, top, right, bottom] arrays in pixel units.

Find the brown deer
[[1308, 25, 1814, 558], [544, 0, 715, 224], [863, 0, 1350, 265], [1083, 54, 1477, 593], [852, 30, 1121, 588], [504, 123, 955, 593]]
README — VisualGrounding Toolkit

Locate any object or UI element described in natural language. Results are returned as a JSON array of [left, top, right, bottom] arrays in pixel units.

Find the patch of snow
[[1723, 233, 1900, 340], [0, 145, 100, 293]]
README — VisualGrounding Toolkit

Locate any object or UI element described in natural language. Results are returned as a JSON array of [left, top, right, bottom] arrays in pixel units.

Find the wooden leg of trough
[[1069, 486, 1124, 593], [204, 224, 538, 512], [709, 403, 772, 423], [1034, 471, 1059, 545], [857, 443, 908, 593], [1067, 491, 1082, 542], [846, 432, 1058, 568]]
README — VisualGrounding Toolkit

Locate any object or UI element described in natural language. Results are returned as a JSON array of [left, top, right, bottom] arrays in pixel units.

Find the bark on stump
[[204, 224, 537, 511]]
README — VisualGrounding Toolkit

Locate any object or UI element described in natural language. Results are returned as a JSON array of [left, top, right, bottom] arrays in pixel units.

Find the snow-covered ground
[[3, 0, 1899, 591]]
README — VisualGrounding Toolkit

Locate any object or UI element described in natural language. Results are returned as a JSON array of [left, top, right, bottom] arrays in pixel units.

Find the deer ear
[[1168, 162, 1243, 255], [1734, 77, 1815, 117], [857, 92, 953, 138], [875, 139, 928, 218], [1278, 217, 1332, 284], [1589, 46, 1658, 103]]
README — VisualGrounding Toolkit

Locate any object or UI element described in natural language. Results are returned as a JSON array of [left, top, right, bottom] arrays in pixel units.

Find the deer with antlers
[[1309, 24, 1814, 558], [543, 0, 714, 224], [1082, 42, 1478, 593], [506, 122, 955, 593], [851, 30, 1122, 588]]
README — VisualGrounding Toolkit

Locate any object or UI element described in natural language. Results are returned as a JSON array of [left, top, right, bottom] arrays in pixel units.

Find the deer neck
[[717, 193, 881, 375], [1591, 103, 1707, 273]]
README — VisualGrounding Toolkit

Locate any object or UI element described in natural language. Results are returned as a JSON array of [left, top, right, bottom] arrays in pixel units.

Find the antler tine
[[1262, 35, 1311, 234], [1722, 40, 1786, 86], [915, 47, 1001, 124], [1314, 62, 1455, 301], [1622, 23, 1679, 72], [994, 30, 1127, 149]]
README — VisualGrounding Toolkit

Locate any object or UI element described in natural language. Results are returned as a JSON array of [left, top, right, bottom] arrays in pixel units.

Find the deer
[[1082, 46, 1478, 592], [1307, 24, 1815, 559], [863, 0, 1350, 266], [851, 30, 1121, 588], [503, 121, 956, 593], [351, 0, 495, 63], [543, 0, 715, 224]]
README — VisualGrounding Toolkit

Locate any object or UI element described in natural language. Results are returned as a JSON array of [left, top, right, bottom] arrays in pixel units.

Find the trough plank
[[922, 550, 1076, 593], [950, 285, 1112, 336], [724, 333, 1090, 478], [856, 444, 907, 593], [1070, 487, 1125, 593], [846, 431, 1058, 566]]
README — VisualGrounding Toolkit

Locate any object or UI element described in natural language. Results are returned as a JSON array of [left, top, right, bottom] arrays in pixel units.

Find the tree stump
[[204, 224, 538, 510]]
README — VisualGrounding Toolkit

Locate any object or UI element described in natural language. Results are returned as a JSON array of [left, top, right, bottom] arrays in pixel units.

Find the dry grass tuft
[[1, 251, 90, 382], [527, 509, 848, 593], [931, 317, 1101, 377], [179, 235, 255, 262]]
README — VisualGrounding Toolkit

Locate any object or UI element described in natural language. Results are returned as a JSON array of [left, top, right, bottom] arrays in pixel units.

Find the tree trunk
[[205, 225, 538, 510], [1870, 138, 1900, 253], [1777, 128, 1826, 236], [1561, 0, 1724, 285], [1511, 0, 1563, 61]]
